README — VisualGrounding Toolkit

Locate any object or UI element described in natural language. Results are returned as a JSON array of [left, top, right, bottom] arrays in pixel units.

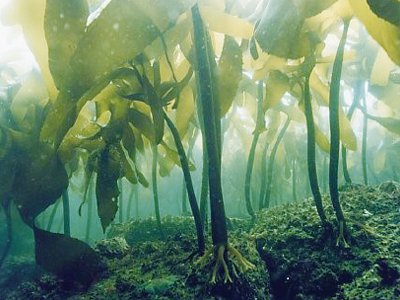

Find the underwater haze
[[1, 0, 400, 299]]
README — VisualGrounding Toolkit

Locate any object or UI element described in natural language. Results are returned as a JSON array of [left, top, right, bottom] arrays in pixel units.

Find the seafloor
[[1, 182, 400, 299]]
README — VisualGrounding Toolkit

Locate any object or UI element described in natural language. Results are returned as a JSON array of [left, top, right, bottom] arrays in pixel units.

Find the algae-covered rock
[[95, 237, 129, 259], [142, 275, 178, 295]]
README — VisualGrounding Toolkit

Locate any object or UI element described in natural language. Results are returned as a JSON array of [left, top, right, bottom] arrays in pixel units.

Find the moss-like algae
[[3, 183, 400, 299]]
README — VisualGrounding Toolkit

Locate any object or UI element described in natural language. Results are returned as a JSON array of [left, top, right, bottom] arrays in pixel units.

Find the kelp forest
[[1, 0, 400, 299]]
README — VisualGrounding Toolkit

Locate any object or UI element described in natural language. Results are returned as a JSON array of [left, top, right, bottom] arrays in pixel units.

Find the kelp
[[329, 18, 351, 247], [33, 224, 106, 289], [362, 85, 369, 185], [151, 142, 163, 236], [217, 35, 242, 116], [96, 146, 120, 232], [341, 79, 362, 185], [0, 197, 12, 269], [244, 81, 264, 221], [164, 113, 205, 253], [44, 0, 89, 90], [192, 4, 254, 282], [302, 58, 328, 225], [350, 0, 400, 66], [262, 116, 291, 209], [1, 0, 400, 290]]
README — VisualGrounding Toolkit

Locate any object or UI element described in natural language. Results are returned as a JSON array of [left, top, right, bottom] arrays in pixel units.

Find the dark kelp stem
[[192, 4, 254, 282], [304, 73, 327, 224], [244, 133, 258, 218], [362, 83, 368, 185], [151, 142, 163, 236], [0, 198, 12, 269], [181, 128, 198, 215], [62, 189, 70, 237], [181, 178, 188, 215], [244, 81, 264, 221], [263, 116, 291, 208], [258, 141, 269, 210], [341, 79, 361, 185], [323, 157, 328, 194], [329, 19, 350, 247], [292, 158, 297, 202], [199, 145, 209, 227], [192, 4, 226, 248], [164, 112, 205, 253]]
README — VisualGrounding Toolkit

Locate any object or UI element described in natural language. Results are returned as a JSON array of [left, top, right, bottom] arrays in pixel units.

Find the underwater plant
[[0, 0, 399, 294], [191, 4, 255, 282]]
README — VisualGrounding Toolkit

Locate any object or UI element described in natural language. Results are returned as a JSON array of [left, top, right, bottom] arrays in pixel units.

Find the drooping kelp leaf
[[128, 106, 155, 141], [118, 145, 138, 185], [157, 147, 176, 177], [33, 225, 106, 289], [280, 104, 306, 123], [144, 15, 191, 64], [121, 123, 137, 162], [96, 146, 120, 232], [136, 167, 149, 187], [161, 142, 195, 171], [296, 0, 339, 18], [159, 68, 194, 107], [264, 71, 290, 112], [367, 0, 400, 27], [11, 141, 68, 226], [175, 84, 195, 137], [365, 113, 400, 135], [254, 0, 309, 59], [315, 124, 331, 153], [218, 36, 242, 117], [59, 82, 130, 162], [156, 139, 195, 178], [58, 100, 106, 163], [251, 53, 288, 80], [198, 5, 253, 39], [10, 71, 48, 133], [40, 68, 137, 148], [310, 67, 330, 105], [138, 72, 165, 144], [309, 66, 357, 150], [350, 0, 400, 65], [135, 0, 196, 31], [66, 0, 159, 97], [339, 108, 358, 150], [0, 0, 58, 99], [370, 47, 397, 86], [379, 83, 400, 114], [44, 0, 89, 90]]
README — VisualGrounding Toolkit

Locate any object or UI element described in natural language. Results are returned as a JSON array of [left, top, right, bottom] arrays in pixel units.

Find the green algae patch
[[3, 184, 400, 299]]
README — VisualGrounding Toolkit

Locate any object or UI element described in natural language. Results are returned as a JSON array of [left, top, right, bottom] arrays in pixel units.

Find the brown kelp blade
[[33, 224, 106, 289]]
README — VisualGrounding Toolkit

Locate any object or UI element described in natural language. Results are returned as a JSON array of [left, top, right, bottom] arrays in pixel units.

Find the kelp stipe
[[0, 197, 12, 269], [302, 60, 327, 225], [262, 116, 291, 209], [341, 79, 361, 185], [192, 4, 254, 282], [244, 81, 264, 222], [164, 112, 205, 254], [329, 18, 351, 248]]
